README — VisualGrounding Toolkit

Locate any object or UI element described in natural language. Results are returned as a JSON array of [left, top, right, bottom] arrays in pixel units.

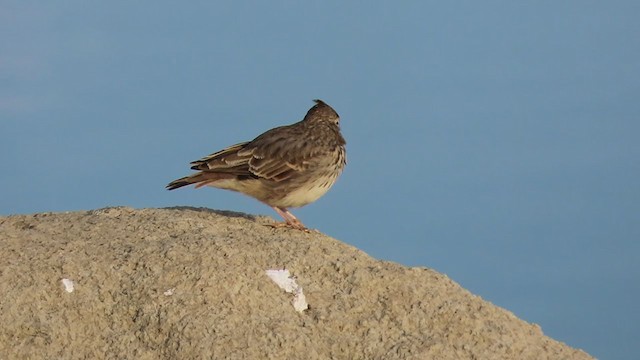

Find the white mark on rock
[[265, 269, 308, 313], [291, 287, 308, 313], [61, 278, 74, 293], [163, 288, 175, 296]]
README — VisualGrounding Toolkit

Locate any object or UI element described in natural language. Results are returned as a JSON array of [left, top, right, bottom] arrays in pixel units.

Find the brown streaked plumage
[[166, 99, 346, 230]]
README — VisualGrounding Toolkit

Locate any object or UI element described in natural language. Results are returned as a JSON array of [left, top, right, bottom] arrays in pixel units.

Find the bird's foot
[[267, 207, 309, 231]]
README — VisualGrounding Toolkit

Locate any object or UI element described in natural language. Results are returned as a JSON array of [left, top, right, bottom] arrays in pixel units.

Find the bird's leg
[[271, 207, 307, 230]]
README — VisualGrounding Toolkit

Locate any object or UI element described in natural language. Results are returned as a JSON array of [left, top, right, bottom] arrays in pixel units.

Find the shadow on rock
[[162, 206, 257, 220]]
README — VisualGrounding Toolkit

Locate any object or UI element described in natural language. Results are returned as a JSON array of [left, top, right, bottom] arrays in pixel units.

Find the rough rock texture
[[0, 207, 593, 359]]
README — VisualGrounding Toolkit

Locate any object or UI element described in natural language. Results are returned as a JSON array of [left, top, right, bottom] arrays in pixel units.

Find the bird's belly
[[207, 175, 336, 209], [275, 178, 335, 208]]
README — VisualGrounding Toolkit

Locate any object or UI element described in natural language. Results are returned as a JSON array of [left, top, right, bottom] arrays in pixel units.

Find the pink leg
[[272, 207, 307, 230]]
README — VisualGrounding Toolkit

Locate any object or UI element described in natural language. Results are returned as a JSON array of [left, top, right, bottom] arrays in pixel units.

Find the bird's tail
[[166, 173, 225, 190]]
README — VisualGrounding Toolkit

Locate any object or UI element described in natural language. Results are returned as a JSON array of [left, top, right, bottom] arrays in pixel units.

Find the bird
[[166, 99, 346, 230]]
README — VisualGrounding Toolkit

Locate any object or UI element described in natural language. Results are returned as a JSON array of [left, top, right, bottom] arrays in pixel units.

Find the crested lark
[[167, 99, 346, 230]]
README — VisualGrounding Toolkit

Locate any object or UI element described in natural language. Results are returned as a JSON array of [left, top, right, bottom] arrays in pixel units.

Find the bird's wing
[[189, 138, 315, 182], [189, 122, 331, 182], [238, 126, 324, 182]]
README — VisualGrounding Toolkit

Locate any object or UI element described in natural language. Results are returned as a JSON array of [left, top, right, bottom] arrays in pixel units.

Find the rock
[[0, 207, 593, 359]]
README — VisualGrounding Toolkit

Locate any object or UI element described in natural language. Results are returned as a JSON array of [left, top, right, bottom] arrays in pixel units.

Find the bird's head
[[303, 99, 340, 126]]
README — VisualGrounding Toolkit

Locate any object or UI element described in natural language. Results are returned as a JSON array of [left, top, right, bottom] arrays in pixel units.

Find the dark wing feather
[[189, 142, 253, 176]]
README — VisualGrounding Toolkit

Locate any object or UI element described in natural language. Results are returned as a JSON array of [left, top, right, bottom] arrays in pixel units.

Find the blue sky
[[2, 1, 639, 358]]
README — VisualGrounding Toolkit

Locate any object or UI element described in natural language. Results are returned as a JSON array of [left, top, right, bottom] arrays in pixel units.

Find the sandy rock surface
[[0, 207, 593, 359]]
